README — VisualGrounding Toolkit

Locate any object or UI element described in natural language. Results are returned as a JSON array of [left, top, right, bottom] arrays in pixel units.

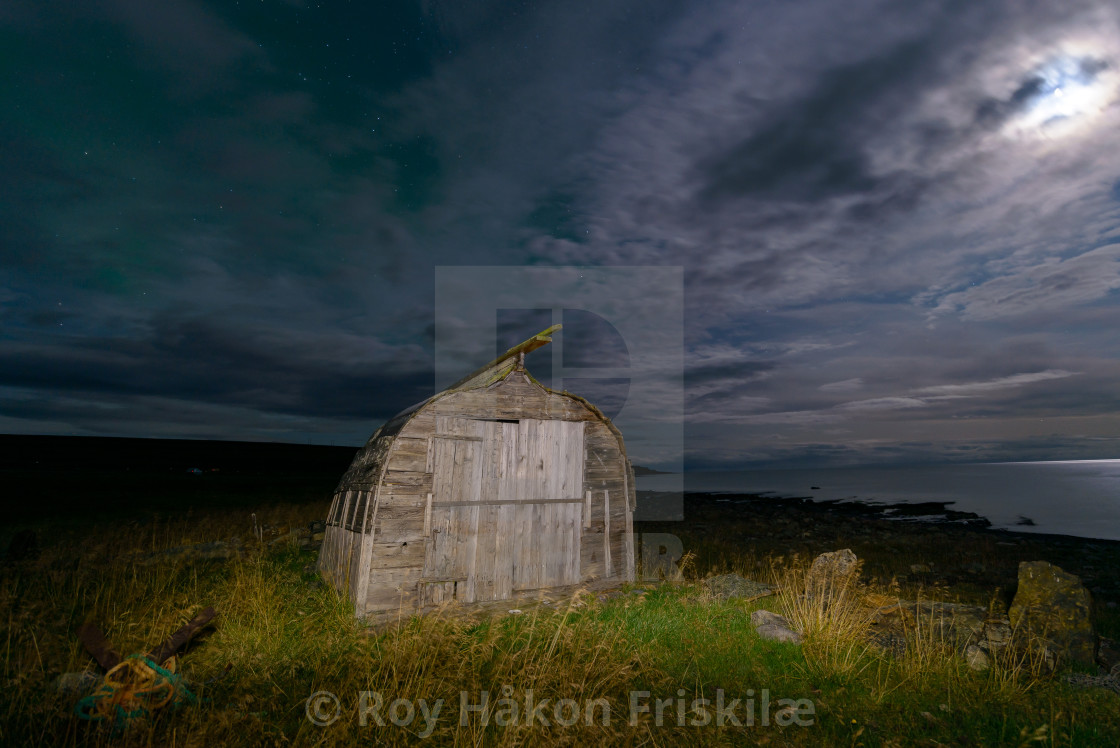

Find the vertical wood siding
[[320, 372, 634, 616]]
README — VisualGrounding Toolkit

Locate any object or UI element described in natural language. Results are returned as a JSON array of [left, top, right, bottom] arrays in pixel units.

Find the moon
[[1007, 55, 1114, 138]]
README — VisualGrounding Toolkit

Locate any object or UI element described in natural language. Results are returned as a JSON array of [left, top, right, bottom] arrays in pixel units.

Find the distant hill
[[632, 465, 672, 476], [0, 435, 674, 522], [0, 434, 358, 473], [0, 435, 360, 522]]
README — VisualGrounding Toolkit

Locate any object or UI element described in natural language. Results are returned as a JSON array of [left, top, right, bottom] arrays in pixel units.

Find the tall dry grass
[[773, 556, 878, 682], [2, 507, 1116, 746]]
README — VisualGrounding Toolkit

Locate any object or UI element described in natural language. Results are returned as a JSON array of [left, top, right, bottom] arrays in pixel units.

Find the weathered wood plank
[[418, 580, 454, 606], [423, 417, 484, 602], [366, 567, 423, 590], [346, 530, 364, 598], [367, 541, 427, 569], [367, 577, 422, 611], [329, 363, 637, 614], [373, 501, 426, 520], [468, 421, 501, 601], [432, 497, 584, 507], [77, 624, 122, 670], [375, 486, 430, 504], [603, 489, 612, 577], [382, 471, 433, 490], [377, 517, 426, 542], [388, 440, 429, 472]]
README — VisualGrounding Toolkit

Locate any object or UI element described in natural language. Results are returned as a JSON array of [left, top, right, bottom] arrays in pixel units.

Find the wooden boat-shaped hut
[[318, 325, 636, 617]]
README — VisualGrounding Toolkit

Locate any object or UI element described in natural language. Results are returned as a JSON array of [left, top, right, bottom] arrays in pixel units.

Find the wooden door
[[420, 417, 584, 605], [507, 419, 585, 593]]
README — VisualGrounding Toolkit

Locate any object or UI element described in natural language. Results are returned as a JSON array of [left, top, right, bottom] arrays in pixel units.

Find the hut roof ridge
[[445, 324, 561, 391]]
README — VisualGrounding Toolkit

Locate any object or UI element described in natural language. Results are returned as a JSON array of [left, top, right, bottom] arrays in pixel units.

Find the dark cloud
[[3, 0, 1120, 468], [0, 316, 432, 425], [696, 39, 932, 205]]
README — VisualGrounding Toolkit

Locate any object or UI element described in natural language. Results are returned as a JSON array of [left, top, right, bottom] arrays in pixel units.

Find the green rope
[[75, 655, 198, 733]]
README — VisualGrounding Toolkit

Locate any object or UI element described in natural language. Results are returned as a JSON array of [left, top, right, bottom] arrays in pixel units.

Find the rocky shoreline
[[635, 491, 1120, 609], [636, 492, 1120, 688]]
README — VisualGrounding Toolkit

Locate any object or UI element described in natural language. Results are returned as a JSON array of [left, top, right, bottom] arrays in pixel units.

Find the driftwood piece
[[76, 623, 122, 670], [147, 607, 218, 665]]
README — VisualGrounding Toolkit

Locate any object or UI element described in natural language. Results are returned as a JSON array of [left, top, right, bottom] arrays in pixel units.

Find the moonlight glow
[[5, 1, 1120, 470], [1009, 55, 1113, 137]]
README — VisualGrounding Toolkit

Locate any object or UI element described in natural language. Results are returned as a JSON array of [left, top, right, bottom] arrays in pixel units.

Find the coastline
[[635, 491, 1120, 615], [636, 462, 1120, 541]]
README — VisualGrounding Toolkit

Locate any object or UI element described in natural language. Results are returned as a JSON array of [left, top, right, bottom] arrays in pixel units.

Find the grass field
[[1, 439, 1118, 746]]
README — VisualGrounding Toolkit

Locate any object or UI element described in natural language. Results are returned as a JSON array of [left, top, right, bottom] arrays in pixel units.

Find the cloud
[[700, 367, 1085, 426], [820, 377, 863, 392], [928, 245, 1120, 320], [5, 0, 1120, 465], [738, 410, 844, 426], [916, 369, 1077, 395], [835, 396, 928, 412]]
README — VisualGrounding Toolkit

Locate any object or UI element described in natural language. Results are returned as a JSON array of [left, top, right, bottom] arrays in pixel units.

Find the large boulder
[[806, 549, 860, 604], [1009, 561, 1095, 669]]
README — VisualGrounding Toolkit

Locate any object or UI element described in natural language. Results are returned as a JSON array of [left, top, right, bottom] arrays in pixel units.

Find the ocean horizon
[[636, 459, 1120, 542]]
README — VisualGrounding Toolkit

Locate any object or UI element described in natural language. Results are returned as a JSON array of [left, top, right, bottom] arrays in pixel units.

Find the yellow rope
[[76, 655, 194, 730]]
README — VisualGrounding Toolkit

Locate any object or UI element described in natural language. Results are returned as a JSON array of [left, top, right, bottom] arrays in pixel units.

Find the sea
[[635, 460, 1120, 542]]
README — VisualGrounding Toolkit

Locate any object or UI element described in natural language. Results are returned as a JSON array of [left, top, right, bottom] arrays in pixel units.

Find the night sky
[[3, 0, 1120, 470]]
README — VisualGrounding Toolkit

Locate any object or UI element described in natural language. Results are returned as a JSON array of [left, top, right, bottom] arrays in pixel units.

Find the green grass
[[2, 501, 1118, 747]]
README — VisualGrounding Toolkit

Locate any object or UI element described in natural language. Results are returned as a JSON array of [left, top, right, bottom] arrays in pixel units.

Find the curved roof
[[335, 325, 632, 492]]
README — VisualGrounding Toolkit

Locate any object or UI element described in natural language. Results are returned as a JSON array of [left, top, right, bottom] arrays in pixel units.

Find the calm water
[[636, 460, 1120, 541]]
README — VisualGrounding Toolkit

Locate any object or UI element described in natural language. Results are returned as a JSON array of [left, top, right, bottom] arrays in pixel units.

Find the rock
[[965, 644, 990, 671], [867, 628, 907, 657], [751, 609, 802, 644], [981, 618, 1012, 654], [1008, 561, 1095, 669], [751, 609, 791, 628], [53, 670, 99, 695], [1064, 672, 1120, 695], [705, 573, 773, 601], [871, 600, 985, 649], [867, 599, 990, 663], [931, 602, 986, 647], [806, 549, 859, 603], [1097, 636, 1120, 676], [756, 623, 802, 644]]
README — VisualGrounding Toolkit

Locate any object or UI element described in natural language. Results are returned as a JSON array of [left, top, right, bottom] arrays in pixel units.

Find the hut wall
[[580, 418, 635, 582], [324, 372, 634, 617]]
